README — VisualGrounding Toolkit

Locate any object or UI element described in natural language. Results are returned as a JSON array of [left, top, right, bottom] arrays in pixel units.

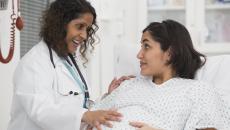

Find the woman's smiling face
[[65, 12, 94, 54]]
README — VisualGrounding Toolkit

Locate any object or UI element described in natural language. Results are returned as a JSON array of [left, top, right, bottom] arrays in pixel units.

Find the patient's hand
[[129, 121, 162, 130], [108, 75, 135, 94]]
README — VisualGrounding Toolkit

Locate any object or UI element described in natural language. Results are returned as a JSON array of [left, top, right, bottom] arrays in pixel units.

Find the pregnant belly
[[94, 106, 152, 130]]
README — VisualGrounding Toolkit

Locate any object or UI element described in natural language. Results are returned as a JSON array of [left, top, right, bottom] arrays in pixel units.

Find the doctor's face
[[137, 31, 171, 77], [65, 12, 94, 54]]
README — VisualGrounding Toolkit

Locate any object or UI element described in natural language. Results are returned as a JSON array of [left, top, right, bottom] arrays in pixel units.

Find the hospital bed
[[114, 43, 230, 106]]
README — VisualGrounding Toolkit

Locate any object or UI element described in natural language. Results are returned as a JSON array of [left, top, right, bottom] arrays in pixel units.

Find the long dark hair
[[40, 0, 98, 62], [143, 20, 206, 79]]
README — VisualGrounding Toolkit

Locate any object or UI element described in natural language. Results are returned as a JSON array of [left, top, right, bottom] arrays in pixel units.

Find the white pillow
[[196, 55, 230, 105]]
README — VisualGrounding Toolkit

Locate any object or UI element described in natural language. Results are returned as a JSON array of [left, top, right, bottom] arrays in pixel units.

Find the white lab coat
[[8, 40, 89, 130]]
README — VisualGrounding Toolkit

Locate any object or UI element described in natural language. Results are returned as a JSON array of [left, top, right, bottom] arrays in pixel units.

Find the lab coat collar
[[39, 40, 62, 66], [39, 40, 77, 82]]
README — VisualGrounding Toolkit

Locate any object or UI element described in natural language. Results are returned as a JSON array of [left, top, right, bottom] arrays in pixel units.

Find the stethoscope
[[48, 45, 94, 109]]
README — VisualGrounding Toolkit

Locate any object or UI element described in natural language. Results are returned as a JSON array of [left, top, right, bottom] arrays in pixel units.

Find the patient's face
[[137, 31, 170, 77]]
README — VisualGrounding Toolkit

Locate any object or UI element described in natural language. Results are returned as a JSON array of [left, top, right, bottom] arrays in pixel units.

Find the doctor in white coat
[[7, 0, 123, 130]]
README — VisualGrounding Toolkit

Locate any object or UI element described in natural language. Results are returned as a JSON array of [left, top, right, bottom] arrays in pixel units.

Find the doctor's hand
[[82, 110, 122, 130], [108, 75, 135, 94], [129, 121, 162, 130]]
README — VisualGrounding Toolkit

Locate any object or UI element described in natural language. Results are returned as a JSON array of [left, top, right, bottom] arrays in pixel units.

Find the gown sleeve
[[184, 81, 230, 130]]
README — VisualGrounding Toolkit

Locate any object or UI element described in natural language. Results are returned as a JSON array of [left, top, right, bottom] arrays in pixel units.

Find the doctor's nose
[[79, 30, 87, 41]]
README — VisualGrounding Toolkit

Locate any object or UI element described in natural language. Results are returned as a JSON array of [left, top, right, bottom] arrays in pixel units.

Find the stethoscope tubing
[[48, 45, 90, 107]]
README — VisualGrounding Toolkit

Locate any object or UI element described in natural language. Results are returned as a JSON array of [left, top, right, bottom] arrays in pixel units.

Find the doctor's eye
[[75, 24, 85, 30]]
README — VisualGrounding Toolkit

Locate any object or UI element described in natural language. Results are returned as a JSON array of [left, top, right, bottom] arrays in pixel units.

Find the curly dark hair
[[143, 20, 206, 79], [40, 0, 98, 63]]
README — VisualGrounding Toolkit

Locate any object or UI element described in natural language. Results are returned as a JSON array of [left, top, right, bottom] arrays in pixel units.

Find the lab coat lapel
[[56, 60, 76, 85], [48, 43, 75, 83], [49, 44, 78, 92]]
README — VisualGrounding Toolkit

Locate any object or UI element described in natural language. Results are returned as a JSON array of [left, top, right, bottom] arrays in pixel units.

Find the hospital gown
[[90, 76, 230, 130]]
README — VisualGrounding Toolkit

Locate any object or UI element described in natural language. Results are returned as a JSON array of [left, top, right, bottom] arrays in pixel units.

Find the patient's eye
[[142, 43, 150, 50]]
